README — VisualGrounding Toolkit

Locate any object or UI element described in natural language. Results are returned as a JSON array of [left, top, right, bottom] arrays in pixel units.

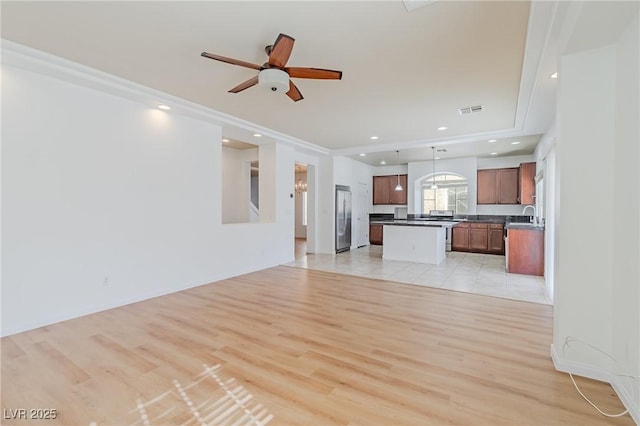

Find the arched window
[[421, 173, 468, 214]]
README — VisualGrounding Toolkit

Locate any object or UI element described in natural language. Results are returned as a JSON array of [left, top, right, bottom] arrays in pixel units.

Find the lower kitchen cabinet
[[507, 228, 544, 276], [451, 223, 470, 251], [452, 222, 504, 255], [369, 224, 383, 245], [469, 224, 489, 251], [488, 224, 505, 254]]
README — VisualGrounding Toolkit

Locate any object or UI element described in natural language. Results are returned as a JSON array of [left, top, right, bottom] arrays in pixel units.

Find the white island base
[[382, 224, 446, 265]]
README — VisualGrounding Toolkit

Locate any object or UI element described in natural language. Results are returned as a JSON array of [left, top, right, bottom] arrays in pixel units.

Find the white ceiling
[[1, 1, 559, 165]]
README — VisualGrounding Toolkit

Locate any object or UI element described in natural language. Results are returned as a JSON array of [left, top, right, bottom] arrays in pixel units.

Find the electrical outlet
[[102, 276, 109, 287]]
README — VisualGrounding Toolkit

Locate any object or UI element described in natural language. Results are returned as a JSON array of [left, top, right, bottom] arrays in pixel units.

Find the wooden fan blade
[[286, 80, 304, 102], [268, 34, 295, 68], [201, 52, 261, 71], [286, 67, 343, 80], [228, 76, 259, 93]]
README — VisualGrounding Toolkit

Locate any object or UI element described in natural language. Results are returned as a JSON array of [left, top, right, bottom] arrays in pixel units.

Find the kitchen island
[[376, 221, 456, 264]]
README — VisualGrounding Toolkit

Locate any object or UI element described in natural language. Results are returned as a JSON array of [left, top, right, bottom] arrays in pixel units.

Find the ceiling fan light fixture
[[258, 68, 289, 93]]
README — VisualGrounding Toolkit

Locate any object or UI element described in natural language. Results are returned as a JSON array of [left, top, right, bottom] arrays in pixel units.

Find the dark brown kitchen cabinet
[[452, 222, 504, 255], [388, 175, 408, 204], [519, 162, 536, 205], [488, 224, 505, 254], [372, 175, 407, 205], [469, 223, 489, 251], [477, 170, 497, 204], [477, 168, 519, 204], [507, 228, 544, 276], [369, 224, 383, 245], [452, 223, 470, 251], [497, 168, 519, 204], [373, 176, 390, 205]]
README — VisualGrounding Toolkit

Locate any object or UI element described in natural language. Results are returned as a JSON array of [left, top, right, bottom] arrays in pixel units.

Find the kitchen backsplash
[[475, 204, 533, 216], [370, 204, 404, 214]]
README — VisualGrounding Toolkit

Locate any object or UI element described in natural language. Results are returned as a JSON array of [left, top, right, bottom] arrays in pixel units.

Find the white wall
[[1, 57, 297, 336], [611, 15, 640, 412], [612, 15, 639, 415], [534, 124, 557, 303], [552, 4, 639, 419], [315, 155, 335, 254], [555, 44, 615, 358], [476, 154, 535, 170]]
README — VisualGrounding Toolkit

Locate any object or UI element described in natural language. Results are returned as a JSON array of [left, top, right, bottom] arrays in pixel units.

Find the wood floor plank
[[1, 266, 633, 425]]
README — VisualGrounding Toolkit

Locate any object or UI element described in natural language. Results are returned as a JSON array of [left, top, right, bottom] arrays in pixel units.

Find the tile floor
[[287, 242, 551, 305]]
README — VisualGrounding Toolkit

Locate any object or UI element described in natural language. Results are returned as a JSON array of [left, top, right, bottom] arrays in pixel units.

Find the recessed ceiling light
[[435, 157, 441, 160], [490, 152, 498, 155], [380, 160, 387, 165], [488, 139, 497, 143], [550, 72, 558, 79], [253, 133, 262, 137], [157, 104, 170, 110], [511, 141, 521, 145], [437, 126, 448, 131], [370, 136, 379, 140], [222, 138, 230, 143], [359, 153, 366, 157]]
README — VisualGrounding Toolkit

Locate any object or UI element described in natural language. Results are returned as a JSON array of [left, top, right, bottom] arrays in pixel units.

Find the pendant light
[[394, 150, 403, 191], [430, 146, 438, 190]]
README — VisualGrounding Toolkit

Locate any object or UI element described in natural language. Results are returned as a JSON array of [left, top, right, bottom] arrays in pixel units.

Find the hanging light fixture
[[394, 150, 403, 191], [295, 178, 307, 193], [430, 146, 438, 190]]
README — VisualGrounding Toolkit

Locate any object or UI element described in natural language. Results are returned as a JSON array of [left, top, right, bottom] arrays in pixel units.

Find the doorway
[[294, 163, 308, 259]]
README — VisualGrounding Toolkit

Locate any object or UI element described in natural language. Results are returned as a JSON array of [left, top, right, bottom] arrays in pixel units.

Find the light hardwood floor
[[1, 267, 633, 425]]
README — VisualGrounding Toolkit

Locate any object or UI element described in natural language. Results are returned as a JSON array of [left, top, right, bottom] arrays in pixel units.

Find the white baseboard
[[551, 344, 639, 425]]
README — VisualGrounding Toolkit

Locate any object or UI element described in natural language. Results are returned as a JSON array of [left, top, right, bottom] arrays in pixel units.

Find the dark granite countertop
[[506, 222, 545, 230], [370, 220, 456, 227], [369, 213, 537, 226]]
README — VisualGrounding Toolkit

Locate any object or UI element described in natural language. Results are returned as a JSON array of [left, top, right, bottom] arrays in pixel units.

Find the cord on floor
[[562, 336, 637, 418]]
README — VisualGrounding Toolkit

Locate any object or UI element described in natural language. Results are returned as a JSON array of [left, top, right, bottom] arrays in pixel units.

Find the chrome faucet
[[522, 205, 537, 224]]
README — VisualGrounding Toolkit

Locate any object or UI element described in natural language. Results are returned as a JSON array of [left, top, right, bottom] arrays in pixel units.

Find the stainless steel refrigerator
[[335, 185, 352, 253]]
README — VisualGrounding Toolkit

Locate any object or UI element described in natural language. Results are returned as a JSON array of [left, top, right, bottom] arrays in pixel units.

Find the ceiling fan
[[201, 33, 342, 102]]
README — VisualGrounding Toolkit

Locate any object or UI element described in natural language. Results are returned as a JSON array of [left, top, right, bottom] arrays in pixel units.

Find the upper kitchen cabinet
[[518, 162, 536, 205], [373, 175, 408, 205], [477, 168, 519, 204], [498, 168, 519, 204], [477, 169, 497, 204]]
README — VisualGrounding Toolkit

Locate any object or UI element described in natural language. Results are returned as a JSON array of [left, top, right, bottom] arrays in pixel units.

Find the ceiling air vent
[[458, 105, 483, 115]]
